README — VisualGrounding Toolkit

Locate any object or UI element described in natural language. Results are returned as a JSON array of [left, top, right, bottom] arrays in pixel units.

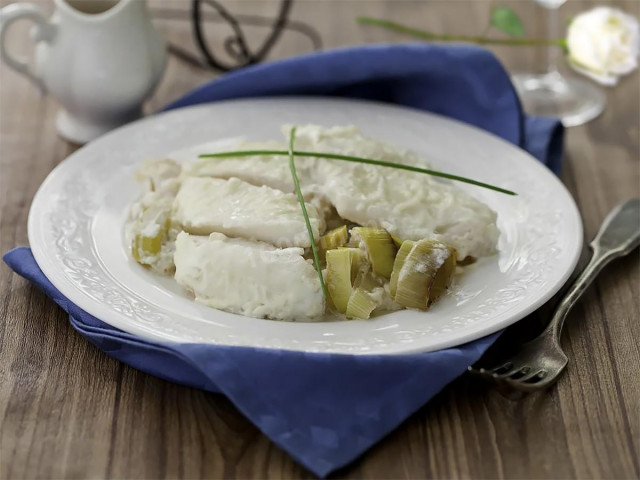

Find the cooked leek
[[319, 225, 349, 261], [132, 231, 162, 261], [392, 239, 455, 310], [346, 247, 366, 283], [353, 267, 381, 292], [430, 245, 457, 302], [321, 225, 348, 249], [345, 288, 378, 319], [389, 240, 415, 297], [131, 208, 170, 265], [390, 233, 404, 248], [326, 248, 360, 313], [350, 227, 397, 279]]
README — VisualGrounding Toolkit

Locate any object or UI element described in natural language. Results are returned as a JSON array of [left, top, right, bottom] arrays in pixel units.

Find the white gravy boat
[[0, 0, 166, 143]]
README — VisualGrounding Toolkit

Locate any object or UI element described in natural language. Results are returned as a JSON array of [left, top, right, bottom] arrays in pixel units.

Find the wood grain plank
[[1, 1, 638, 479]]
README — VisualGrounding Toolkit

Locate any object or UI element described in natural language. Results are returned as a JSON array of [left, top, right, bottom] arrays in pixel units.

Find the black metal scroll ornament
[[192, 0, 311, 72]]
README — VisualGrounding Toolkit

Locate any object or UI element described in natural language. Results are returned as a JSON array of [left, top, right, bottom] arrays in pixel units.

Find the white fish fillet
[[173, 232, 324, 321], [170, 125, 499, 259], [288, 125, 499, 259], [173, 176, 325, 248], [177, 140, 297, 193]]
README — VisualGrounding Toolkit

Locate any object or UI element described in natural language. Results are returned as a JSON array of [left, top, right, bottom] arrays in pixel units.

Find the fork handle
[[545, 198, 640, 342]]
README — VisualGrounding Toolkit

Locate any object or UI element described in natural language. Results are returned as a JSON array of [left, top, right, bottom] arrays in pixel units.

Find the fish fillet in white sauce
[[293, 126, 499, 259], [175, 125, 499, 259], [174, 232, 324, 321], [175, 140, 297, 193], [173, 176, 325, 248]]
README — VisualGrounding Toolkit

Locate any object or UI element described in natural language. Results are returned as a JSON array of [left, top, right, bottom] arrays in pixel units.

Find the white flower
[[566, 7, 639, 86]]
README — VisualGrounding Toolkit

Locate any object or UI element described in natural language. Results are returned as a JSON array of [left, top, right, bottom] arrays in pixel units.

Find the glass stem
[[545, 6, 560, 76]]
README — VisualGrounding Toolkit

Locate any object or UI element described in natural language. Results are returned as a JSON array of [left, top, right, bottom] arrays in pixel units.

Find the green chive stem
[[356, 17, 566, 48], [199, 150, 516, 196], [287, 128, 328, 300]]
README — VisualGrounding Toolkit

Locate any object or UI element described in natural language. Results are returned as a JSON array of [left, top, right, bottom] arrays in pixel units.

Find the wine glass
[[511, 0, 606, 127]]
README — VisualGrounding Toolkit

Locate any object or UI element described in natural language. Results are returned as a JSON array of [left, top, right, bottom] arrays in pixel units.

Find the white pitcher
[[0, 0, 166, 143]]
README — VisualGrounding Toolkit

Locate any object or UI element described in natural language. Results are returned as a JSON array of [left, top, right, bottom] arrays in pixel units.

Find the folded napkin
[[4, 44, 563, 477]]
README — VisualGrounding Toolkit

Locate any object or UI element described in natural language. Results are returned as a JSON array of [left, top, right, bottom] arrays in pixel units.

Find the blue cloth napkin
[[4, 44, 563, 477]]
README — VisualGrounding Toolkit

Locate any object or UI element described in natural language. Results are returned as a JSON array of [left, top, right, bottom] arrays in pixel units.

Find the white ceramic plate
[[28, 97, 583, 355]]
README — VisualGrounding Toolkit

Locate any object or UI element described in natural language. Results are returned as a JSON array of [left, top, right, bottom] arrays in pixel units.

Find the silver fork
[[469, 198, 640, 392]]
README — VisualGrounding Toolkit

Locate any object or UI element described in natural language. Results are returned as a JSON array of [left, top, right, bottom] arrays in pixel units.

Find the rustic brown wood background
[[1, 0, 638, 478]]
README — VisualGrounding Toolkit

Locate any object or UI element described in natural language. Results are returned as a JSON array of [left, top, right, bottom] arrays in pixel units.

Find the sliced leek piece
[[353, 267, 381, 292], [390, 233, 404, 248], [350, 227, 397, 279], [345, 247, 366, 283], [319, 225, 349, 251], [345, 288, 378, 319], [319, 225, 349, 263], [131, 236, 143, 262], [132, 229, 164, 264], [393, 239, 455, 310], [132, 231, 163, 260], [389, 240, 415, 297], [430, 244, 457, 302], [131, 206, 170, 266], [326, 248, 360, 313]]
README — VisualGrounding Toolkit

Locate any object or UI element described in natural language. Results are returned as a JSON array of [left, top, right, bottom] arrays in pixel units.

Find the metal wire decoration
[[190, 0, 322, 71]]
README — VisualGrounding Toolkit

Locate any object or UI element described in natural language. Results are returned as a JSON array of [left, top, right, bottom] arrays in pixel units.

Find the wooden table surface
[[1, 1, 638, 478]]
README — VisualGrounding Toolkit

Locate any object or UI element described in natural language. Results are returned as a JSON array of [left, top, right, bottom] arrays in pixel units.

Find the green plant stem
[[357, 16, 566, 47], [287, 128, 328, 301], [199, 150, 517, 196]]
